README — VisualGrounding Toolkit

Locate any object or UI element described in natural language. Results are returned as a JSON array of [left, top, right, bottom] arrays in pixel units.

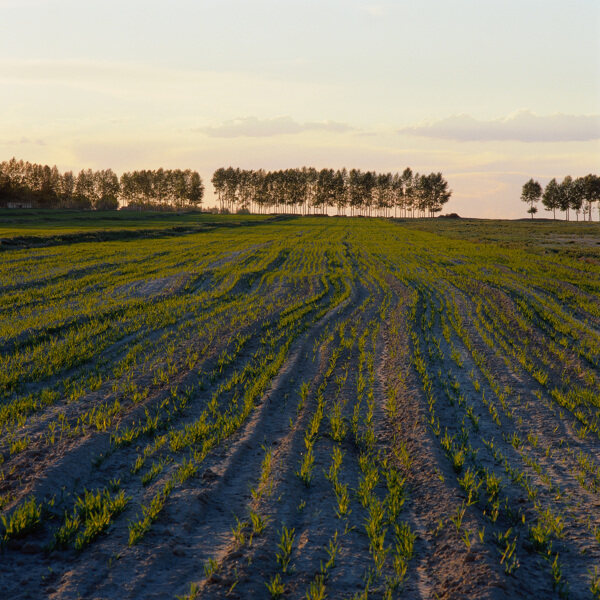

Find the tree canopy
[[212, 167, 451, 217], [535, 174, 600, 221], [0, 158, 204, 210], [521, 179, 542, 219]]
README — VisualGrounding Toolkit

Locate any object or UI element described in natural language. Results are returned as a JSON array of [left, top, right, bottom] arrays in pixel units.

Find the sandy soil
[[2, 223, 600, 600]]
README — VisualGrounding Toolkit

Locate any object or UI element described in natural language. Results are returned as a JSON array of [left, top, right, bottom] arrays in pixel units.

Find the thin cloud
[[399, 110, 600, 143], [1, 136, 45, 146], [198, 116, 355, 138]]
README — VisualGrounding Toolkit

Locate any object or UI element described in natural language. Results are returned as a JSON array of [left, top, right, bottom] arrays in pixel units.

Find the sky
[[0, 0, 599, 218]]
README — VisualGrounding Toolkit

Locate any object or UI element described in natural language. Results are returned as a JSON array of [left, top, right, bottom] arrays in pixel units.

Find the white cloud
[[198, 116, 355, 138], [399, 110, 600, 142]]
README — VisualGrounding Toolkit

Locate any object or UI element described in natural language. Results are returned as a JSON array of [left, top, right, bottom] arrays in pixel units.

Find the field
[[1, 212, 600, 599]]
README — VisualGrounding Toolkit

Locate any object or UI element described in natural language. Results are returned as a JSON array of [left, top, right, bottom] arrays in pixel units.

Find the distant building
[[6, 201, 34, 209]]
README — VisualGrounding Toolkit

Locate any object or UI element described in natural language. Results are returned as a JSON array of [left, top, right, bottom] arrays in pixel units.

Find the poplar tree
[[521, 179, 542, 219], [542, 178, 561, 220]]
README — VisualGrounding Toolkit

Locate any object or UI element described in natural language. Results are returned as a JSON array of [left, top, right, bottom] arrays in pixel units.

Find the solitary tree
[[521, 179, 542, 219]]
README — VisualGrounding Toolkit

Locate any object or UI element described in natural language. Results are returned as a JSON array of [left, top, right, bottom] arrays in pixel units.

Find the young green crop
[[3, 215, 600, 598]]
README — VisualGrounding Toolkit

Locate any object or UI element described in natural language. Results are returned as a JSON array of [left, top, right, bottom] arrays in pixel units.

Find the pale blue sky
[[1, 0, 599, 216]]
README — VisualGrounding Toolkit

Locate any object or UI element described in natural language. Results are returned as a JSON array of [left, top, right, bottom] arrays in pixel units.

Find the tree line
[[0, 158, 204, 210], [211, 167, 451, 217], [521, 174, 600, 221], [1, 157, 453, 216]]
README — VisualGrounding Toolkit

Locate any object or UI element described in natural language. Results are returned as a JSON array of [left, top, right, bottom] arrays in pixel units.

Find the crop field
[[0, 210, 265, 248], [1, 213, 600, 599]]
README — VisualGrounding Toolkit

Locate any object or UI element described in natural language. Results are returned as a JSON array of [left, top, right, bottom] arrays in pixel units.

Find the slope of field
[[0, 209, 269, 249], [1, 216, 599, 599]]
